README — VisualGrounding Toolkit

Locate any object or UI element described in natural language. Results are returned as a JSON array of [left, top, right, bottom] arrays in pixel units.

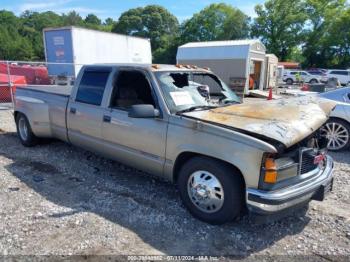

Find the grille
[[299, 149, 319, 174]]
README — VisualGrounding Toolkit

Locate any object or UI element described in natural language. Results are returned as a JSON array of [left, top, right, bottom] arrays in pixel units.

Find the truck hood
[[183, 97, 336, 148]]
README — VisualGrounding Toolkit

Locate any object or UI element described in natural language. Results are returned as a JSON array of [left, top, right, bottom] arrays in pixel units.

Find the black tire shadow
[[0, 132, 311, 257]]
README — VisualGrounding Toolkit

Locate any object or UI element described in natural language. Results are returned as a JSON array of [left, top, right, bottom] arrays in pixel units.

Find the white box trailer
[[176, 40, 267, 95], [43, 26, 152, 83]]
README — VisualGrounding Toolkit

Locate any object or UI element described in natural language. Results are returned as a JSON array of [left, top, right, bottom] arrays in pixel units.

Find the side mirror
[[128, 104, 160, 118]]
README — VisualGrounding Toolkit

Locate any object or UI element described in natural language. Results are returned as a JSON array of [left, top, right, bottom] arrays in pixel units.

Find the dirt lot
[[0, 109, 349, 260]]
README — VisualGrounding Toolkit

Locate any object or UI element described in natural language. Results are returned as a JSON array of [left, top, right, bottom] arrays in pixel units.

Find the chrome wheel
[[18, 117, 28, 141], [321, 122, 349, 150], [187, 171, 224, 213]]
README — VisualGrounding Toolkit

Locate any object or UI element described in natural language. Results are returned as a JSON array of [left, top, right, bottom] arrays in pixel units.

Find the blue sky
[[2, 0, 265, 22]]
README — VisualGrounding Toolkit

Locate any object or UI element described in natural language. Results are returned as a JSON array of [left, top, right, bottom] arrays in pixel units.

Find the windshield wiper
[[176, 105, 217, 115]]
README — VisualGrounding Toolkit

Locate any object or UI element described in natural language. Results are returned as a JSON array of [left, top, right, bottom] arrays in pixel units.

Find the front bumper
[[247, 156, 334, 217]]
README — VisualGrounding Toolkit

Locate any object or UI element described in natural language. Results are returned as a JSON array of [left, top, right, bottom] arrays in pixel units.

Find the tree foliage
[[180, 3, 250, 43], [302, 0, 347, 68], [251, 0, 308, 61], [1, 1, 350, 68], [112, 5, 179, 63]]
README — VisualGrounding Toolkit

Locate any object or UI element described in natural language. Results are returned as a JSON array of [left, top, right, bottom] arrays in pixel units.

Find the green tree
[[325, 6, 350, 68], [302, 0, 347, 68], [84, 13, 101, 29], [0, 10, 34, 60], [62, 11, 84, 26], [112, 5, 179, 62], [251, 0, 308, 61], [104, 17, 115, 26], [180, 3, 250, 43]]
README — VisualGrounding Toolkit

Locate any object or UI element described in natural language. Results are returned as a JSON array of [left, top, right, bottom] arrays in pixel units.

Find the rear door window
[[76, 69, 110, 106]]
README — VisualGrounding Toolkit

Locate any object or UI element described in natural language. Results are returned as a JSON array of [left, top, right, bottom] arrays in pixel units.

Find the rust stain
[[184, 97, 336, 147]]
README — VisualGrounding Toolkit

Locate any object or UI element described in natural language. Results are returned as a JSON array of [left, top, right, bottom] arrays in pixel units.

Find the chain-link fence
[[0, 60, 84, 110]]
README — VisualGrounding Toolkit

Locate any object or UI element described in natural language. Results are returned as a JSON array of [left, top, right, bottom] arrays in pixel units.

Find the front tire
[[321, 119, 350, 151], [15, 113, 38, 147], [177, 156, 244, 225], [309, 79, 318, 84], [286, 78, 293, 85]]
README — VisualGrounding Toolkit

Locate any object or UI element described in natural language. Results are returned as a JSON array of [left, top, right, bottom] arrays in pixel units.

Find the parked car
[[307, 68, 328, 75], [319, 87, 350, 151], [283, 70, 321, 85], [325, 70, 350, 85], [13, 64, 335, 225]]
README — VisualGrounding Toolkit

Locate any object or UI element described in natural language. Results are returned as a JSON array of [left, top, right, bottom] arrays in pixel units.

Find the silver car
[[319, 87, 350, 151]]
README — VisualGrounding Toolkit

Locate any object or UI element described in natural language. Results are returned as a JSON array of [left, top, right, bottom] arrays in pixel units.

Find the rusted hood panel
[[184, 97, 336, 148]]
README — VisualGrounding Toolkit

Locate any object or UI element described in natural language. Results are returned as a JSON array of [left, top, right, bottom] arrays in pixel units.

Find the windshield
[[155, 71, 240, 113]]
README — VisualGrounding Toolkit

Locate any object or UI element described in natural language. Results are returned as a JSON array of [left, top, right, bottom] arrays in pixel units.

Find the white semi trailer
[[43, 26, 152, 84]]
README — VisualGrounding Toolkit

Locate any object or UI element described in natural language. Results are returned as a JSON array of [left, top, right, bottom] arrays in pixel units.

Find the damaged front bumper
[[246, 155, 334, 221]]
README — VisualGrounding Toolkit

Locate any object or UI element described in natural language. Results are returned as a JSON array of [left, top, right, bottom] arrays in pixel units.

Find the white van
[[325, 70, 350, 85]]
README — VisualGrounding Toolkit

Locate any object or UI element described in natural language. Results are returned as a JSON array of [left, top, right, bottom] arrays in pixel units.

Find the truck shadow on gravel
[[1, 132, 311, 256], [329, 151, 350, 165]]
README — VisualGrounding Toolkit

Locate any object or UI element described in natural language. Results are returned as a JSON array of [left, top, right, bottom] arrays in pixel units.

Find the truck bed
[[15, 84, 71, 142], [17, 85, 72, 96]]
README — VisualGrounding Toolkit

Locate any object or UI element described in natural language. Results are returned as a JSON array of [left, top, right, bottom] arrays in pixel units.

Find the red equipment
[[0, 63, 50, 85], [0, 74, 27, 102]]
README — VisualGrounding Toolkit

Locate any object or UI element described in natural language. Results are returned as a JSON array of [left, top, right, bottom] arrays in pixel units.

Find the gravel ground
[[0, 109, 349, 260]]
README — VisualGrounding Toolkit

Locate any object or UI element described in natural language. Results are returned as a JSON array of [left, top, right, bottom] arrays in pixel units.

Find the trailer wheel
[[15, 113, 38, 147]]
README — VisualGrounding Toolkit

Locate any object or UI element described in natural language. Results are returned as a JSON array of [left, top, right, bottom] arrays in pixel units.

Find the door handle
[[103, 115, 111, 123], [70, 107, 76, 114]]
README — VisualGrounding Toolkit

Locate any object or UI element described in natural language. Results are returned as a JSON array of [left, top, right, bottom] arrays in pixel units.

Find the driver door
[[101, 68, 168, 175]]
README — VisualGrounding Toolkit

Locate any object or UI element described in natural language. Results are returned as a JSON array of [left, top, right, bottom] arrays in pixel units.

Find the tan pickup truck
[[14, 64, 335, 224]]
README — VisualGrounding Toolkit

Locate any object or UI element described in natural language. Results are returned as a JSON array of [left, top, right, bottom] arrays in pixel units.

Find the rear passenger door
[[67, 67, 111, 152], [101, 68, 168, 176]]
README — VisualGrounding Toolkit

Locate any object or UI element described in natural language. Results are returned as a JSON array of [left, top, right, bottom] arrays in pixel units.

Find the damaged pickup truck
[[14, 64, 336, 224]]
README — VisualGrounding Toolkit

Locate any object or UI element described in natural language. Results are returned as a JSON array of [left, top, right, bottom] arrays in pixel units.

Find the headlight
[[260, 153, 299, 187]]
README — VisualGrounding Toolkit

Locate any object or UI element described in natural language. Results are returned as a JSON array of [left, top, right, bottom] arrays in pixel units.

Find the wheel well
[[327, 117, 350, 126], [173, 152, 246, 187], [14, 111, 19, 120]]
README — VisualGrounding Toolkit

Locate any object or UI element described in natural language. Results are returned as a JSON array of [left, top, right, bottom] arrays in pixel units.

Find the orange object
[[249, 76, 254, 90], [0, 63, 49, 85], [0, 73, 27, 102], [264, 158, 277, 183], [267, 87, 273, 100]]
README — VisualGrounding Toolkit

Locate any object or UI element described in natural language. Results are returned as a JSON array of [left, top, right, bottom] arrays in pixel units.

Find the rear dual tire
[[15, 113, 38, 147]]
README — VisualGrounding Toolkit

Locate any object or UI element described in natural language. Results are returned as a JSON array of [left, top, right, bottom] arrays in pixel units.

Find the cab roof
[[90, 63, 211, 72]]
